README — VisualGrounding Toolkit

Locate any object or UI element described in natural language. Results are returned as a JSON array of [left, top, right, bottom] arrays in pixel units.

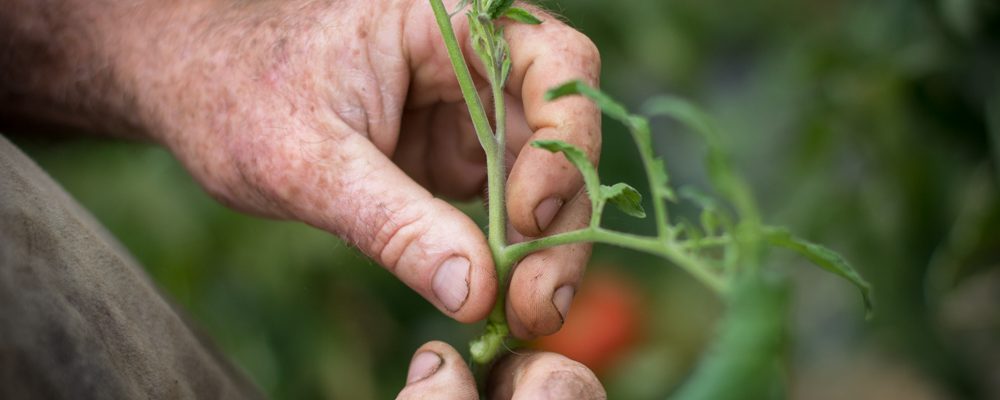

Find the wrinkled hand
[[129, 0, 600, 336], [396, 341, 606, 399]]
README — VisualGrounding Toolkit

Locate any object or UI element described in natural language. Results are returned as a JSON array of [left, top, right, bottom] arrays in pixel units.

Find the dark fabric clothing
[[0, 136, 263, 399]]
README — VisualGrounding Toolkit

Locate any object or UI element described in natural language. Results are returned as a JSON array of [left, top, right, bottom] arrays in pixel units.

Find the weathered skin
[[0, 135, 607, 399], [1, 0, 602, 339]]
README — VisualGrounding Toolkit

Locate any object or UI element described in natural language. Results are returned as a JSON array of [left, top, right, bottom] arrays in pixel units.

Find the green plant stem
[[429, 0, 506, 291], [679, 235, 732, 250], [507, 228, 727, 293], [474, 24, 516, 368], [646, 177, 672, 239], [471, 224, 728, 364], [488, 75, 508, 255], [428, 0, 508, 256], [634, 123, 673, 240], [431, 0, 516, 364], [428, 0, 497, 162]]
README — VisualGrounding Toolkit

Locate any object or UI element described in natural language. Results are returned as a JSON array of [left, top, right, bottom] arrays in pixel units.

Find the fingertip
[[508, 259, 583, 338], [506, 146, 580, 237], [412, 341, 463, 365], [507, 241, 590, 338], [507, 193, 592, 337], [430, 201, 498, 323], [358, 193, 497, 323], [419, 201, 497, 323], [506, 282, 577, 340], [502, 15, 602, 238], [285, 134, 497, 324], [433, 230, 497, 323], [452, 252, 498, 323], [506, 119, 598, 238], [397, 341, 477, 400]]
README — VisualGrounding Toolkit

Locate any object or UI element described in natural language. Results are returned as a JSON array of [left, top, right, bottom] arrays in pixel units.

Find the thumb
[[396, 341, 478, 400], [275, 133, 496, 322]]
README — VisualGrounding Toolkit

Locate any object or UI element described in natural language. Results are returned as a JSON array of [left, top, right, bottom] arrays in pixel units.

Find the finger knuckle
[[368, 200, 428, 272], [225, 140, 293, 210], [565, 30, 601, 76]]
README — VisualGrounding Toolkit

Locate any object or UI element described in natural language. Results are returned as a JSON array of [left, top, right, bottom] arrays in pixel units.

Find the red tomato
[[533, 269, 644, 374]]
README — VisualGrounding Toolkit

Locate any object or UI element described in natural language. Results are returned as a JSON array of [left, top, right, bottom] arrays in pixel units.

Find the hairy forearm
[[0, 0, 216, 138]]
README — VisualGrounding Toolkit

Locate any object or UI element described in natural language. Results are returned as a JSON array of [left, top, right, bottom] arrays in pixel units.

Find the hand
[[141, 0, 600, 335], [396, 341, 606, 399], [2, 0, 601, 337]]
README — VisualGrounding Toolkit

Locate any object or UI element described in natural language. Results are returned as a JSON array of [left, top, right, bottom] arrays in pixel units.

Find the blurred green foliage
[[11, 0, 1000, 398]]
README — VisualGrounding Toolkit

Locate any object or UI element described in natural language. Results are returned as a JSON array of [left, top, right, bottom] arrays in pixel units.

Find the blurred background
[[9, 0, 1000, 398]]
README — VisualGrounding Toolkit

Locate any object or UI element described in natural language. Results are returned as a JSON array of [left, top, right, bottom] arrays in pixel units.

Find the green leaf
[[545, 80, 632, 124], [643, 97, 751, 212], [494, 32, 510, 71], [502, 7, 543, 24], [449, 0, 471, 17], [643, 96, 735, 199], [680, 186, 731, 236], [546, 80, 678, 227], [763, 227, 874, 319], [486, 0, 515, 19], [500, 55, 512, 86], [531, 140, 601, 200], [645, 96, 763, 266], [679, 186, 717, 209], [650, 158, 675, 201], [643, 96, 717, 143], [468, 16, 491, 61], [631, 119, 678, 203], [600, 183, 646, 218]]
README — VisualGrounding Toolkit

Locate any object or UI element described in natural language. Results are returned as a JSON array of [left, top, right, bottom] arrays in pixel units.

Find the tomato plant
[[428, 0, 872, 397]]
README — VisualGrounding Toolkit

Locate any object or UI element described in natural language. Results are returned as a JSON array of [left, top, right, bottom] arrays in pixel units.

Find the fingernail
[[552, 285, 575, 323], [406, 351, 442, 384], [433, 257, 471, 312], [534, 197, 563, 232]]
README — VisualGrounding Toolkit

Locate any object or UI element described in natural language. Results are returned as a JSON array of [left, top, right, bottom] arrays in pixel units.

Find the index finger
[[500, 10, 602, 237]]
